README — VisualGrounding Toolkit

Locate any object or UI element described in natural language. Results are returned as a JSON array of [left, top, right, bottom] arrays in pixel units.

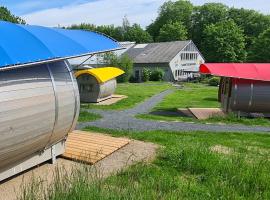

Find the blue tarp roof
[[0, 21, 120, 69]]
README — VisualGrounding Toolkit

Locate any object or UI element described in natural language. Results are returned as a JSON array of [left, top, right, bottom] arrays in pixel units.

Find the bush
[[104, 53, 133, 83], [117, 55, 133, 83], [129, 75, 138, 83], [208, 77, 220, 86], [142, 68, 151, 82], [149, 69, 164, 81]]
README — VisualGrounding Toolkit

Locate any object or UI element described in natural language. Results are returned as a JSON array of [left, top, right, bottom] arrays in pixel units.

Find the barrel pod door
[[77, 74, 100, 103], [0, 61, 79, 171]]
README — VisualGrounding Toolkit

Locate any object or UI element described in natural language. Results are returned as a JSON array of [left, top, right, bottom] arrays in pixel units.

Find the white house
[[125, 40, 205, 82]]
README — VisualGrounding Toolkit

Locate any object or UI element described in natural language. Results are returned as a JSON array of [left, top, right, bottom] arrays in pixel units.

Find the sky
[[0, 0, 269, 27]]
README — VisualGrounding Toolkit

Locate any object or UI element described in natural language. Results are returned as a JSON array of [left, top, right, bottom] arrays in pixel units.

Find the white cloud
[[22, 0, 166, 28]]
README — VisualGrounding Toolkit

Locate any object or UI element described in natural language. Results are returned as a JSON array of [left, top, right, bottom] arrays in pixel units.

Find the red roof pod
[[200, 63, 270, 82]]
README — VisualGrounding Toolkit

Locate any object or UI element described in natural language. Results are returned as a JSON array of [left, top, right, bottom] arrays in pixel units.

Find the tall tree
[[229, 8, 270, 49], [124, 23, 153, 43], [147, 0, 193, 41], [69, 24, 124, 41], [191, 3, 229, 48], [0, 6, 25, 24], [69, 18, 152, 43], [157, 21, 187, 42], [202, 20, 246, 62], [249, 28, 270, 62]]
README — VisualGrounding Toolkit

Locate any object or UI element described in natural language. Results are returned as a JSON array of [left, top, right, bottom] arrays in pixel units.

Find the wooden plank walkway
[[188, 108, 225, 120], [62, 130, 130, 164]]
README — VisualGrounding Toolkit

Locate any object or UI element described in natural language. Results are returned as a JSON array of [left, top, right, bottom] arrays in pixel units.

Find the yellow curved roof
[[75, 67, 125, 83]]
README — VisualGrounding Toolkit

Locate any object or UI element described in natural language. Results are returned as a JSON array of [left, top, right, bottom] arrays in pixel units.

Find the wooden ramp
[[188, 108, 225, 120], [62, 130, 130, 164], [95, 95, 127, 105]]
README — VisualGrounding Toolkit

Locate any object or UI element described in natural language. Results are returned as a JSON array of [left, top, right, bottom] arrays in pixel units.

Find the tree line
[[69, 1, 270, 63], [1, 1, 270, 63]]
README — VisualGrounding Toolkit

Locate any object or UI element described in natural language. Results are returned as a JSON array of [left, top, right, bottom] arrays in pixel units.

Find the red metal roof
[[200, 63, 270, 82]]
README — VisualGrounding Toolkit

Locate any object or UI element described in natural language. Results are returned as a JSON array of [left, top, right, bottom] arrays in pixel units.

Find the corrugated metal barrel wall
[[77, 75, 116, 103], [0, 61, 79, 171], [230, 79, 270, 113], [99, 79, 117, 100]]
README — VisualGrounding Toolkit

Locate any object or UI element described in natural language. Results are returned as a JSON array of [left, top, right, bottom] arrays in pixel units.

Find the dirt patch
[[210, 145, 232, 155], [0, 140, 158, 200], [247, 146, 270, 155]]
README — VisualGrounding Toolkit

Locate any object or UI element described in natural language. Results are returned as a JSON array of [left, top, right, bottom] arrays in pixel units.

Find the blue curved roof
[[0, 21, 120, 69]]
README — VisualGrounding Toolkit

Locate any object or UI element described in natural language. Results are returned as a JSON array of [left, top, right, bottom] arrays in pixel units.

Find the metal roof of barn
[[200, 63, 270, 82], [125, 40, 191, 64], [0, 21, 120, 70]]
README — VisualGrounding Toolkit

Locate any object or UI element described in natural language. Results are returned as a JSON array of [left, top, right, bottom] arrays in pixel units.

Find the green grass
[[81, 82, 172, 110], [78, 111, 102, 122], [21, 127, 270, 200], [154, 83, 220, 110], [137, 83, 270, 126], [137, 112, 270, 126]]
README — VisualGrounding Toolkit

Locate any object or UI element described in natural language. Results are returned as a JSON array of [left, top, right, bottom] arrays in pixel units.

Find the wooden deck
[[62, 130, 130, 164], [188, 108, 225, 120]]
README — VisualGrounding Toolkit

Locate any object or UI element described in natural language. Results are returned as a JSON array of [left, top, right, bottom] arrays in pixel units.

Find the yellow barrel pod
[[75, 67, 125, 103]]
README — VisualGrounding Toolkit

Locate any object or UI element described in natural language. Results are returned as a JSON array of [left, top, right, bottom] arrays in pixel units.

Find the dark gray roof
[[125, 40, 191, 64]]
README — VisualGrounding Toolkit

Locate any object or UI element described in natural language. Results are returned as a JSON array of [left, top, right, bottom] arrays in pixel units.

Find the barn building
[[75, 67, 124, 103], [125, 40, 205, 82], [0, 21, 120, 181], [200, 63, 270, 116]]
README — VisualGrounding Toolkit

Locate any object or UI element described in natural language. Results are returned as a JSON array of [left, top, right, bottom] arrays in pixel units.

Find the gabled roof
[[200, 63, 270, 82], [75, 67, 125, 83], [0, 21, 120, 69], [125, 40, 191, 64]]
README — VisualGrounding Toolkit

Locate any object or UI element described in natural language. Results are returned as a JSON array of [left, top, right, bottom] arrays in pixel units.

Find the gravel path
[[77, 90, 270, 134]]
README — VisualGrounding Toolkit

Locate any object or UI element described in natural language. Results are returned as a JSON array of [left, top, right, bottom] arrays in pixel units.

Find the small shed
[[200, 63, 270, 115], [75, 67, 124, 103]]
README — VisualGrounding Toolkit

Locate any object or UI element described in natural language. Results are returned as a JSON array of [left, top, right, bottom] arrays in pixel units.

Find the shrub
[[150, 68, 164, 81], [197, 74, 211, 84], [208, 77, 220, 86], [142, 68, 151, 82], [117, 55, 133, 83], [129, 75, 138, 83], [104, 53, 133, 83]]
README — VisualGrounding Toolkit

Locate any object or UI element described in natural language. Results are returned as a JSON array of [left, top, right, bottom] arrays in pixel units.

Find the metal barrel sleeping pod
[[0, 21, 121, 181], [75, 67, 125, 103], [200, 63, 270, 115], [0, 61, 80, 181]]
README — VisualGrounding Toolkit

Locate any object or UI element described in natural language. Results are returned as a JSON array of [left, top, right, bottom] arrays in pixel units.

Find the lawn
[[78, 111, 102, 122], [137, 83, 270, 126], [22, 127, 270, 199], [154, 83, 220, 109], [80, 82, 172, 110]]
